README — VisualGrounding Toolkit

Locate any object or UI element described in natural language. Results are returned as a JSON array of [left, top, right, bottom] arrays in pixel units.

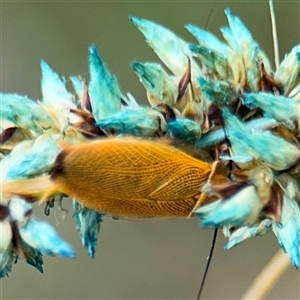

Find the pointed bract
[[189, 44, 233, 80], [18, 238, 44, 273], [19, 217, 76, 258], [195, 117, 278, 149], [131, 62, 178, 107], [244, 92, 300, 128], [1, 135, 61, 181], [97, 107, 166, 136], [88, 45, 121, 122], [73, 202, 103, 258], [41, 60, 81, 130], [167, 119, 201, 143], [274, 45, 300, 95], [223, 9, 272, 90], [288, 82, 300, 101], [130, 16, 202, 78], [195, 185, 263, 227], [8, 197, 32, 223], [186, 24, 229, 55], [0, 220, 13, 278], [70, 76, 84, 104], [222, 109, 300, 170], [0, 93, 55, 134], [272, 193, 300, 268], [199, 77, 237, 106], [224, 219, 272, 250]]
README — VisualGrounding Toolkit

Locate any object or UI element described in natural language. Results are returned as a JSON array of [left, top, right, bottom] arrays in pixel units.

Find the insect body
[[3, 138, 211, 218]]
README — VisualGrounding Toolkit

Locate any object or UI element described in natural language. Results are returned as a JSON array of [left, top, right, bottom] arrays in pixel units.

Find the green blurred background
[[1, 1, 299, 299]]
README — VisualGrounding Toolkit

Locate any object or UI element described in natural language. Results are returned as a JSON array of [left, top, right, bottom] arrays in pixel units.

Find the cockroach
[[2, 137, 212, 218]]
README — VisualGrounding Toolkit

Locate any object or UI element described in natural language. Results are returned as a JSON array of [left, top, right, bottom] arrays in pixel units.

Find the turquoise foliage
[[0, 93, 55, 134], [167, 119, 201, 143], [0, 198, 76, 276], [73, 202, 103, 259], [41, 60, 74, 109], [1, 7, 300, 275], [272, 192, 300, 268], [131, 62, 178, 107], [19, 217, 76, 258], [244, 92, 300, 128], [2, 135, 60, 180], [97, 107, 165, 136], [0, 249, 14, 278], [130, 16, 202, 78], [220, 108, 300, 171], [199, 77, 237, 105], [9, 198, 75, 260], [0, 213, 13, 278], [70, 76, 84, 104], [88, 45, 121, 122], [195, 117, 278, 148], [195, 185, 263, 227], [223, 219, 272, 250]]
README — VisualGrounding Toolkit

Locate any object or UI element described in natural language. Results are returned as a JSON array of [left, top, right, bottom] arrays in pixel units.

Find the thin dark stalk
[[196, 228, 218, 300], [204, 7, 215, 30]]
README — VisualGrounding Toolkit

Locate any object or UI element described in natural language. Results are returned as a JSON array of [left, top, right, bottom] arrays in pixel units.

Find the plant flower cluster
[[0, 9, 299, 277]]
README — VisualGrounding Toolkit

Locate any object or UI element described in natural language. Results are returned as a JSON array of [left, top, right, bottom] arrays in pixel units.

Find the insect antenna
[[203, 6, 216, 31], [195, 110, 232, 300], [196, 228, 218, 300], [194, 5, 225, 291]]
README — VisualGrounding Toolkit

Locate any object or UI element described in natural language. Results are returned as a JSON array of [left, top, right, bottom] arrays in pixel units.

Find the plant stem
[[240, 250, 291, 300], [269, 0, 280, 69]]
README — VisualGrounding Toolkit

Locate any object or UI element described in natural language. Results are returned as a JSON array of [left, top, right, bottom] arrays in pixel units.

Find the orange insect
[[2, 137, 212, 218]]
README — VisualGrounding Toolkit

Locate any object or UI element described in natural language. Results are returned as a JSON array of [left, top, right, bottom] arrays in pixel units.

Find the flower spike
[[1, 7, 300, 278]]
